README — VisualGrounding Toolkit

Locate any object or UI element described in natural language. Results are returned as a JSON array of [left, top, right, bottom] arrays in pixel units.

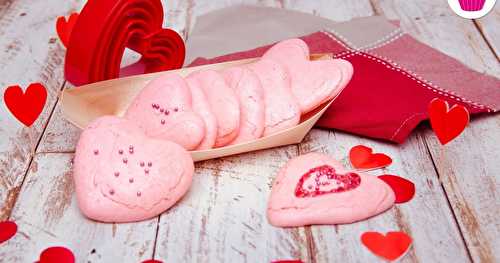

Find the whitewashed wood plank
[[372, 0, 500, 261], [154, 146, 311, 263], [300, 129, 471, 262], [0, 0, 84, 220], [476, 4, 500, 58], [0, 153, 158, 262]]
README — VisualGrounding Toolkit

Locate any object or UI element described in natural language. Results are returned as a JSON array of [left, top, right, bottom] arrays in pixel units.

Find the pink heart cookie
[[247, 59, 301, 136], [222, 67, 265, 144], [263, 38, 352, 114], [125, 73, 205, 150], [186, 77, 218, 150], [187, 70, 240, 147], [267, 153, 395, 227], [74, 116, 194, 222]]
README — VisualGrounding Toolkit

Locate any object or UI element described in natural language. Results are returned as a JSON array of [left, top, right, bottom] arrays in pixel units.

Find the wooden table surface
[[0, 0, 499, 262]]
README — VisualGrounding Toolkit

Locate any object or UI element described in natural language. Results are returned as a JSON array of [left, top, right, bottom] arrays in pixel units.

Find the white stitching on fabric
[[324, 27, 403, 51], [363, 32, 404, 51], [336, 51, 492, 111], [320, 30, 353, 51], [367, 51, 495, 111], [390, 113, 427, 140], [320, 31, 495, 112]]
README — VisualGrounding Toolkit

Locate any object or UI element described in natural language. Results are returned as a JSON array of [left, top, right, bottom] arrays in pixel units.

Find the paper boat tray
[[61, 55, 334, 162]]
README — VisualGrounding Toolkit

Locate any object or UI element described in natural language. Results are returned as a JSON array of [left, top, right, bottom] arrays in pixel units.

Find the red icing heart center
[[295, 165, 361, 198]]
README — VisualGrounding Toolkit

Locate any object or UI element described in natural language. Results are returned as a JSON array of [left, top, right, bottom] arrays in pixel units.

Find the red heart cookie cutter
[[64, 0, 185, 86]]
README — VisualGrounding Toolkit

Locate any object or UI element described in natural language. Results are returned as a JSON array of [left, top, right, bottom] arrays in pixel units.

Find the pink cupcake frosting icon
[[458, 0, 486, 11]]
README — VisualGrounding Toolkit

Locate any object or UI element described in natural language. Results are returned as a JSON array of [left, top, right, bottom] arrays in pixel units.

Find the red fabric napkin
[[190, 28, 500, 143]]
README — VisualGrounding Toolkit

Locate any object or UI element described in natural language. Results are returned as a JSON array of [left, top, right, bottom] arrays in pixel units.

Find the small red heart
[[142, 260, 163, 263], [4, 83, 47, 127], [295, 165, 361, 198], [38, 246, 75, 263], [428, 98, 469, 145], [361, 231, 412, 261], [378, 175, 415, 204], [56, 13, 79, 48], [0, 221, 17, 244], [349, 145, 392, 170]]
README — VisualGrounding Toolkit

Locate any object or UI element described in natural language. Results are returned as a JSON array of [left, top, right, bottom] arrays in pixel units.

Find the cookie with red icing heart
[[74, 116, 194, 222], [263, 38, 353, 114], [125, 73, 205, 150], [267, 153, 395, 227]]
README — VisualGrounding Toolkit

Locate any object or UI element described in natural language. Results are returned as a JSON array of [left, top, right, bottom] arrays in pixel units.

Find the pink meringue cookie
[[263, 38, 352, 114], [187, 70, 240, 147], [247, 59, 301, 136], [267, 152, 395, 227], [222, 67, 265, 144], [124, 73, 205, 150], [73, 116, 194, 223]]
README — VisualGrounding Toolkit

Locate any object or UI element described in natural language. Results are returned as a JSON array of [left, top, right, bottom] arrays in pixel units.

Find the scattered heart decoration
[[3, 83, 47, 127], [142, 260, 163, 263], [349, 145, 392, 170], [361, 231, 412, 261], [428, 98, 469, 145], [37, 246, 75, 263], [0, 221, 17, 245], [295, 165, 361, 198], [378, 175, 415, 204], [56, 13, 79, 47]]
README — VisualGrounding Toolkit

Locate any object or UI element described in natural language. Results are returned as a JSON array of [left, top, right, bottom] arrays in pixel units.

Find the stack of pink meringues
[[72, 38, 353, 223], [125, 38, 353, 150]]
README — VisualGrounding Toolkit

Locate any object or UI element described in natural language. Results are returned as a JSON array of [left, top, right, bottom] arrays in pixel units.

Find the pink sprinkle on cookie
[[74, 116, 194, 222], [125, 73, 205, 150]]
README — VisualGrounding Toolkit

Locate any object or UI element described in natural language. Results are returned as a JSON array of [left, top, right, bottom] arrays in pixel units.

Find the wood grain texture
[[0, 0, 83, 221], [371, 0, 500, 261], [476, 4, 500, 59], [154, 147, 312, 262], [0, 153, 158, 262]]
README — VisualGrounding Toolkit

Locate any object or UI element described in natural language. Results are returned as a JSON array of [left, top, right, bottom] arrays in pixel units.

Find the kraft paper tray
[[61, 54, 336, 162]]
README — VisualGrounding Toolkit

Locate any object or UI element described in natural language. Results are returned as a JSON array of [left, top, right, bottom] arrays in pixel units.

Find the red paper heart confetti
[[3, 83, 47, 127], [428, 98, 469, 145], [56, 13, 79, 48], [0, 221, 17, 244], [361, 231, 412, 261], [378, 175, 415, 204], [38, 246, 75, 263], [349, 145, 392, 170], [295, 165, 361, 198], [271, 260, 304, 263], [142, 260, 163, 263]]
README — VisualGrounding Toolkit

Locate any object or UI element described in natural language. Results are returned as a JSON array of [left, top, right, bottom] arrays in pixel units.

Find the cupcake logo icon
[[448, 0, 497, 18]]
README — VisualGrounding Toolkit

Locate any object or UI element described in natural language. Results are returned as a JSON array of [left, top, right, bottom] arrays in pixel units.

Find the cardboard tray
[[61, 54, 336, 161]]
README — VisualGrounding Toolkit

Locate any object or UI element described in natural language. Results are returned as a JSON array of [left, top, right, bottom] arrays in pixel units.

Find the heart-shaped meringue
[[74, 116, 194, 222], [263, 38, 353, 114], [267, 153, 395, 227], [125, 73, 205, 150]]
